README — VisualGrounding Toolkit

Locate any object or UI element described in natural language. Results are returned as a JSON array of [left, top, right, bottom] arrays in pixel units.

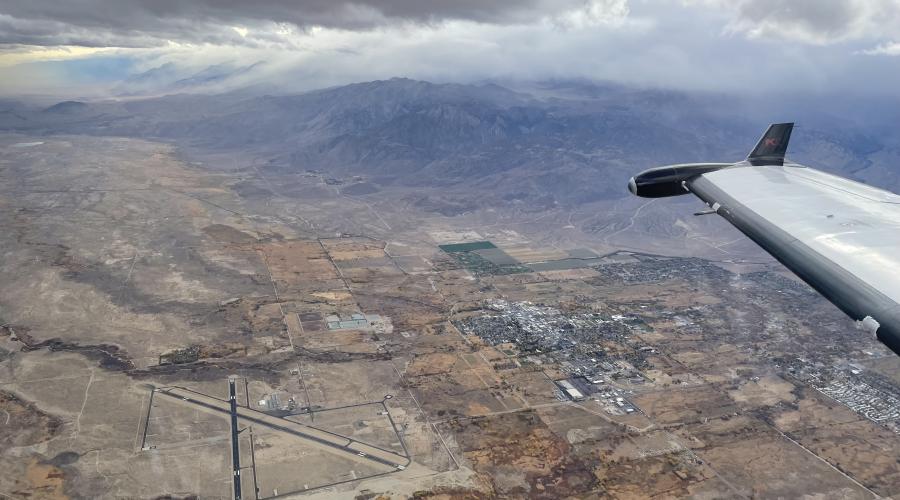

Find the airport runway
[[229, 379, 242, 500], [156, 386, 410, 471]]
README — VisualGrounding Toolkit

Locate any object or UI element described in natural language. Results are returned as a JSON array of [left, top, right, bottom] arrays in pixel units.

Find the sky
[[1, 0, 899, 97]]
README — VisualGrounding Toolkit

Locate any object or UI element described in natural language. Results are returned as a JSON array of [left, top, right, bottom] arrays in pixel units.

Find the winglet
[[748, 122, 793, 166]]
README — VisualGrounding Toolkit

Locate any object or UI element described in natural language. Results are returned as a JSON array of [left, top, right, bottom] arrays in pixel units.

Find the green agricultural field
[[439, 241, 530, 276], [438, 241, 497, 253]]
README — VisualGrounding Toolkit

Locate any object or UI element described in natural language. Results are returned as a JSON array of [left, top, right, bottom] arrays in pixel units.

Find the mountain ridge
[[3, 78, 899, 208]]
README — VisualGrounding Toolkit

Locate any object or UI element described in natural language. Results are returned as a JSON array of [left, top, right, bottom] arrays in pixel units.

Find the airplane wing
[[629, 123, 900, 356]]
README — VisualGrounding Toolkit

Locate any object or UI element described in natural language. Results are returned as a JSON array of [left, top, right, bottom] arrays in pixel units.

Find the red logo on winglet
[[764, 138, 779, 147]]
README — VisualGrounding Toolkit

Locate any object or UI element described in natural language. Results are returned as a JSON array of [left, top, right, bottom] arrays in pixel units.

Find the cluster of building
[[325, 312, 387, 333], [792, 360, 900, 434], [455, 299, 634, 353], [456, 300, 653, 377], [457, 258, 900, 429], [455, 299, 655, 415], [552, 377, 638, 414], [593, 256, 730, 285], [257, 392, 298, 413], [595, 389, 639, 415], [816, 372, 900, 433]]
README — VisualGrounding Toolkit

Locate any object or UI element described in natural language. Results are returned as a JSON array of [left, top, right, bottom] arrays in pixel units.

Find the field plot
[[321, 237, 389, 260], [430, 269, 498, 305], [773, 388, 900, 496], [438, 241, 498, 253], [439, 241, 531, 276], [299, 328, 379, 353], [299, 360, 403, 409], [324, 239, 403, 280], [502, 369, 563, 406], [390, 255, 433, 273], [290, 290, 359, 319], [405, 352, 462, 377], [408, 369, 509, 419], [473, 247, 520, 266], [298, 311, 326, 332], [596, 452, 728, 499], [405, 351, 527, 419], [442, 411, 598, 498], [536, 267, 601, 281], [726, 374, 797, 409], [351, 283, 445, 332], [213, 298, 287, 340], [679, 415, 873, 499], [255, 240, 345, 298], [535, 404, 624, 445], [633, 384, 739, 425], [502, 245, 571, 263]]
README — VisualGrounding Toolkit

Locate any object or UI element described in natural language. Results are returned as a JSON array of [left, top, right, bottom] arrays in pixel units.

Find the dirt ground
[[2, 135, 899, 499]]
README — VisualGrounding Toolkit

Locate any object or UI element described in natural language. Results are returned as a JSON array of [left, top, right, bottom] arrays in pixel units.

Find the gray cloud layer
[[0, 0, 601, 47], [3, 0, 900, 98], [690, 0, 900, 44], [3, 0, 899, 49]]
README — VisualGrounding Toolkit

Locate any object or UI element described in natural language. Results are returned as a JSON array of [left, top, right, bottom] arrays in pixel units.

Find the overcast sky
[[1, 0, 899, 96]]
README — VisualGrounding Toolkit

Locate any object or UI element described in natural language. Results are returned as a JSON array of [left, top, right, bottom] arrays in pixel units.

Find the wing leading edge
[[628, 123, 900, 356]]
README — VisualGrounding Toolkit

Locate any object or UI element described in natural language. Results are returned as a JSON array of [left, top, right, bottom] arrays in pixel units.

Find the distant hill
[[42, 101, 88, 114]]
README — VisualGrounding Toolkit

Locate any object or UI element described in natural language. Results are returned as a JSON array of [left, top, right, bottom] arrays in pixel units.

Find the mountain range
[[3, 78, 899, 209]]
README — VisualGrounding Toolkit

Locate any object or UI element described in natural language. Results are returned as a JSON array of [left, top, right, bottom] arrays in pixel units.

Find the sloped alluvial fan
[[2, 78, 896, 206]]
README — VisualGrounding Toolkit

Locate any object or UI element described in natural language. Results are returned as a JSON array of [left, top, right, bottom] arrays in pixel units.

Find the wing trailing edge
[[626, 122, 900, 357]]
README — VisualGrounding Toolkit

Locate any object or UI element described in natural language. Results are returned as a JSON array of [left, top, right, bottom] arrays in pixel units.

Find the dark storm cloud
[[0, 14, 251, 48], [5, 0, 898, 49], [0, 0, 596, 47]]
